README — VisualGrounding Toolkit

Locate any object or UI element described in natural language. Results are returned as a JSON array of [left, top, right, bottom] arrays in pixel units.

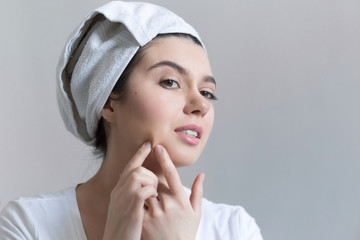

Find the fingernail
[[155, 145, 162, 155], [200, 174, 205, 183], [144, 142, 151, 149]]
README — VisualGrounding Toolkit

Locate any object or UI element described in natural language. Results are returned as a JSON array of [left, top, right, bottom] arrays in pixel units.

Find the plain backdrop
[[1, 0, 359, 239]]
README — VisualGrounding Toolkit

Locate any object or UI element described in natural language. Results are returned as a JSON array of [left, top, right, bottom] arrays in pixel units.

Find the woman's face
[[110, 36, 215, 168]]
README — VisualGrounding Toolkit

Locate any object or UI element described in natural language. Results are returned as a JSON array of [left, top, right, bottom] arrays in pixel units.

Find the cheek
[[142, 99, 170, 119], [129, 91, 181, 142]]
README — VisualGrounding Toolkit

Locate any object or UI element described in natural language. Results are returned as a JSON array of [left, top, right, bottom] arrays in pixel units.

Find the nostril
[[191, 110, 201, 114]]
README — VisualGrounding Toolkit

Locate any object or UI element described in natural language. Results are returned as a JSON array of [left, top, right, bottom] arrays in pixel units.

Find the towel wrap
[[56, 1, 203, 145]]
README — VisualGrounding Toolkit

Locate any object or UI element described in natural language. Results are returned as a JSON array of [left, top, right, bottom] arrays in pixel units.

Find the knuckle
[[138, 167, 147, 175], [151, 208, 162, 218], [178, 199, 188, 209], [163, 200, 176, 212], [129, 171, 140, 182], [164, 168, 173, 178]]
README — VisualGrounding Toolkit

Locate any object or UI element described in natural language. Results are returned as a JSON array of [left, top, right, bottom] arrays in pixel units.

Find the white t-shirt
[[0, 187, 263, 240]]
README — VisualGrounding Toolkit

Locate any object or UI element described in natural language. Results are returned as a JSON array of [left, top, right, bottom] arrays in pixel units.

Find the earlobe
[[101, 98, 116, 123]]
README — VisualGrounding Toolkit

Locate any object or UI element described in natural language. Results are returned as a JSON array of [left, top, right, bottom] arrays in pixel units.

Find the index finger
[[123, 141, 152, 174], [154, 145, 184, 196]]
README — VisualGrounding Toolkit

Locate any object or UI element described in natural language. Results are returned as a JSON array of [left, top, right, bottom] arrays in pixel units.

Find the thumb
[[189, 173, 205, 215]]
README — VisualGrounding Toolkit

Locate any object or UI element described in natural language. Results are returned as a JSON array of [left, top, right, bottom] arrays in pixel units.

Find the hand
[[141, 145, 204, 240], [103, 142, 158, 240]]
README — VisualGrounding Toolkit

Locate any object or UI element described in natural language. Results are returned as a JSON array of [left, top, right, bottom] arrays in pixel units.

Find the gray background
[[1, 0, 359, 239]]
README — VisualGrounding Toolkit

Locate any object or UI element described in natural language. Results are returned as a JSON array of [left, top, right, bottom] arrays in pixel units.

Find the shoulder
[[183, 185, 263, 240], [0, 187, 81, 239], [2, 187, 75, 220]]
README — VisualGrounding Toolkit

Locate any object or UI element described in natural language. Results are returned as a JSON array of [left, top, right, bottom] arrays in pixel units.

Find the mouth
[[175, 125, 203, 145], [179, 130, 199, 138]]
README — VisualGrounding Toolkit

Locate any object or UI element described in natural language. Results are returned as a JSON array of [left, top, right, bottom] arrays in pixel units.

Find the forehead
[[138, 37, 212, 76]]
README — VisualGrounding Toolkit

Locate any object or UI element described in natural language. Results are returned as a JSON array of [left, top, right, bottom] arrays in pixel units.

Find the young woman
[[0, 2, 263, 239]]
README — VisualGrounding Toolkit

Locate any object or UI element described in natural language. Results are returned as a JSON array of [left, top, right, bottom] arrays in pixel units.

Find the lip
[[175, 124, 203, 146]]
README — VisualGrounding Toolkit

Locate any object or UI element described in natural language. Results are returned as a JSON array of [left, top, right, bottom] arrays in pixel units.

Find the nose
[[183, 90, 211, 117]]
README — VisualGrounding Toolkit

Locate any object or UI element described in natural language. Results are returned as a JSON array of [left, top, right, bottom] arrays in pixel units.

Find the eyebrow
[[148, 60, 216, 86]]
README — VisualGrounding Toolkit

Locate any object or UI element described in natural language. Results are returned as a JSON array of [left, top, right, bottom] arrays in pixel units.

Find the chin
[[144, 132, 206, 169], [162, 142, 203, 168]]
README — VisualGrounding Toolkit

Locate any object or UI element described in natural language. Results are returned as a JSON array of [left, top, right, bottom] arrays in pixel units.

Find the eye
[[200, 91, 218, 101], [160, 79, 180, 89]]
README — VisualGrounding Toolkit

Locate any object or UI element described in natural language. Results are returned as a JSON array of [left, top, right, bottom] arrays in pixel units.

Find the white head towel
[[56, 1, 203, 145]]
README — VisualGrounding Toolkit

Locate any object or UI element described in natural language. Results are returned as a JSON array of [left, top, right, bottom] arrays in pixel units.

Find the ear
[[101, 97, 117, 123]]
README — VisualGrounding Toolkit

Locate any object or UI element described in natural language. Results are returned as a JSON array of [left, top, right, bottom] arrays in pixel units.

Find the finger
[[156, 182, 172, 209], [154, 145, 184, 196], [123, 142, 151, 176], [125, 170, 158, 191], [111, 171, 158, 204], [145, 197, 161, 215], [132, 185, 158, 210], [137, 167, 159, 189], [190, 173, 204, 215]]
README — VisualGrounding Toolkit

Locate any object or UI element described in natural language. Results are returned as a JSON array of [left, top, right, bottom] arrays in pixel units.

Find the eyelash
[[160, 79, 179, 89], [160, 79, 218, 101], [200, 91, 218, 101]]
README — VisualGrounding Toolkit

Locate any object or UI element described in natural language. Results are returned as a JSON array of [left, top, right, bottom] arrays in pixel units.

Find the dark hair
[[94, 33, 202, 158]]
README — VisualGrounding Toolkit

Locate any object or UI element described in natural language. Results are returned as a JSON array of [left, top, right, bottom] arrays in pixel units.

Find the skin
[[76, 36, 216, 240]]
